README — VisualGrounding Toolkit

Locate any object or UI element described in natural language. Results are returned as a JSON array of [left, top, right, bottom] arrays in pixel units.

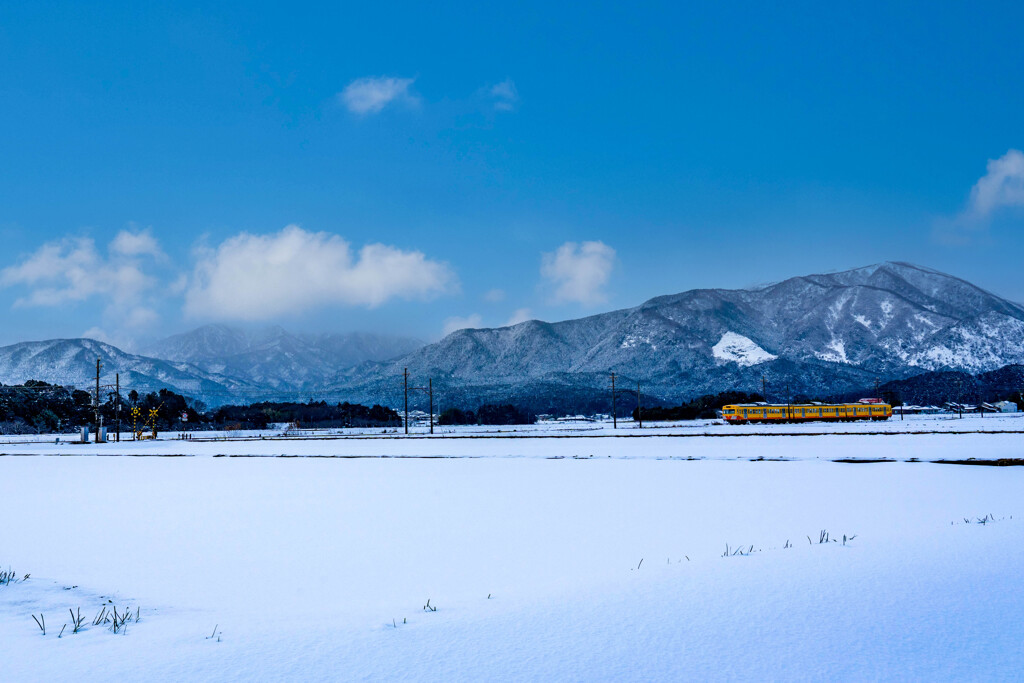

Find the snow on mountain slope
[[0, 338, 256, 399], [142, 325, 424, 392], [712, 332, 777, 367], [141, 324, 252, 362], [336, 262, 1024, 409], [2, 263, 1021, 410]]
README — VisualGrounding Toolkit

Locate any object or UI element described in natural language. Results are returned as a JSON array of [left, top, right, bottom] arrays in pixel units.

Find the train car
[[721, 402, 892, 424]]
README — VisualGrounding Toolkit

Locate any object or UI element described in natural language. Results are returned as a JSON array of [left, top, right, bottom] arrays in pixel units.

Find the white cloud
[[965, 149, 1024, 219], [489, 79, 519, 111], [0, 232, 157, 308], [483, 288, 505, 302], [935, 149, 1024, 245], [504, 308, 532, 326], [184, 225, 456, 320], [442, 313, 483, 336], [540, 241, 616, 305], [111, 227, 164, 259], [82, 326, 114, 343], [168, 272, 188, 295], [339, 76, 418, 114], [123, 306, 159, 328], [0, 229, 166, 339], [82, 325, 140, 350]]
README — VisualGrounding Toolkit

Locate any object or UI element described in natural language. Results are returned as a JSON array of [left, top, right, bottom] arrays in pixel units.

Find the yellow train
[[721, 402, 892, 424]]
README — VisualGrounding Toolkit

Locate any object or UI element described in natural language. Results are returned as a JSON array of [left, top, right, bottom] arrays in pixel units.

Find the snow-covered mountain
[[0, 338, 258, 400], [333, 262, 1024, 411], [0, 328, 423, 406], [142, 325, 423, 391], [1, 263, 1020, 412]]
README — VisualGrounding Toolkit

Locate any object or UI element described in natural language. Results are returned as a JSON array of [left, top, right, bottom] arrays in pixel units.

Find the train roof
[[723, 402, 891, 408]]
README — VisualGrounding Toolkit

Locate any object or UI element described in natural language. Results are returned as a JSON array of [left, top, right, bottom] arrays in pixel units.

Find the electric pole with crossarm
[[403, 370, 434, 434], [610, 372, 617, 429]]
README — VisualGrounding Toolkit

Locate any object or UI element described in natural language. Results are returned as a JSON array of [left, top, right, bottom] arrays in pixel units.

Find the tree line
[[631, 391, 765, 422], [0, 381, 94, 433], [437, 404, 533, 425], [213, 401, 400, 429], [0, 381, 400, 434]]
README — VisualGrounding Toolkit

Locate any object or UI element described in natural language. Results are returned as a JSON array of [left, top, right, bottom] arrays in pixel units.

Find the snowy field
[[2, 419, 1023, 681], [2, 412, 1024, 449], [0, 413, 1022, 467]]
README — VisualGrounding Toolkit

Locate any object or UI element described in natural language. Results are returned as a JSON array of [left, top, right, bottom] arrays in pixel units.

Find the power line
[[404, 369, 434, 434]]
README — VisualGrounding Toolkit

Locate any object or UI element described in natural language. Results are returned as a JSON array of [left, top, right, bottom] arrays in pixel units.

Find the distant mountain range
[[332, 262, 1024, 412], [0, 337, 257, 401], [0, 328, 423, 406], [140, 325, 423, 393], [0, 262, 1022, 412]]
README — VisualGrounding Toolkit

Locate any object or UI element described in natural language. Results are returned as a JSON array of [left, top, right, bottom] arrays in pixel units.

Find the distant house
[[994, 400, 1018, 413], [897, 405, 943, 415]]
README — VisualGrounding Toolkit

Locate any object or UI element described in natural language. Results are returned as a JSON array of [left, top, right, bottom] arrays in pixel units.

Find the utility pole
[[115, 373, 121, 442], [610, 372, 617, 429], [761, 375, 767, 402], [786, 382, 791, 422], [874, 378, 880, 400], [94, 357, 102, 443], [404, 370, 433, 435], [636, 381, 642, 429]]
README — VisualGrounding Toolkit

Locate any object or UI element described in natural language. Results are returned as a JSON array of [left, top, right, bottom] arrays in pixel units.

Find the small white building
[[994, 400, 1018, 413]]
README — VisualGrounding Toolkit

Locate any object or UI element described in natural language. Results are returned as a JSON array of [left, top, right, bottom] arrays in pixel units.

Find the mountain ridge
[[328, 262, 1024, 411], [0, 262, 1021, 412]]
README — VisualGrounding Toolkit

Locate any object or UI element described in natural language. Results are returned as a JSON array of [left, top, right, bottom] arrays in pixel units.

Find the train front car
[[721, 404, 772, 424]]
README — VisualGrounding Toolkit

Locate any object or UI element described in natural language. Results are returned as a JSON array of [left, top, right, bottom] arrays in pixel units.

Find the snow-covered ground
[[2, 422, 1023, 680], [3, 411, 1023, 446], [1, 413, 1022, 463]]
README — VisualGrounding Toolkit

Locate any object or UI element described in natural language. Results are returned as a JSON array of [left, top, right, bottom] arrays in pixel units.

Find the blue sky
[[1, 1, 1022, 347]]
